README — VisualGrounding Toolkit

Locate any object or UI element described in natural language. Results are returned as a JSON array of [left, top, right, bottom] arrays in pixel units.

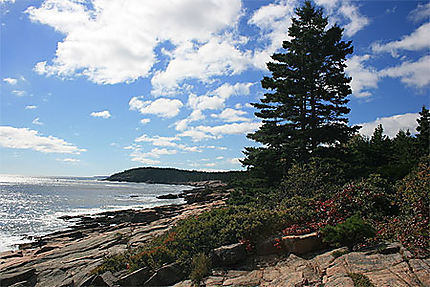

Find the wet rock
[[143, 262, 184, 286], [34, 245, 59, 255], [117, 267, 150, 286], [157, 193, 179, 199], [212, 243, 246, 267], [91, 271, 117, 287], [0, 268, 37, 287]]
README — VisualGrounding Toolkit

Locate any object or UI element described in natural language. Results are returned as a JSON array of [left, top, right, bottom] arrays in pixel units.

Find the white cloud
[[338, 2, 369, 37], [315, 0, 369, 37], [25, 105, 37, 110], [126, 144, 177, 165], [12, 90, 26, 97], [372, 22, 430, 56], [174, 82, 253, 131], [211, 108, 251, 122], [32, 117, 43, 125], [27, 0, 242, 85], [179, 122, 261, 141], [408, 2, 430, 22], [228, 157, 243, 165], [135, 134, 179, 147], [129, 97, 183, 118], [151, 37, 251, 95], [0, 0, 15, 4], [346, 55, 379, 98], [174, 110, 205, 131], [3, 77, 17, 85], [359, 113, 420, 138], [379, 55, 430, 88], [203, 145, 227, 150], [248, 0, 297, 69], [0, 126, 85, 154], [57, 158, 80, 163], [216, 156, 224, 160], [140, 118, 151, 125], [90, 110, 111, 119], [149, 148, 177, 158], [135, 133, 201, 152]]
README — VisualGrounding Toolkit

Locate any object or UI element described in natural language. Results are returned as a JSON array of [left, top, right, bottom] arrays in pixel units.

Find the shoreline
[[0, 182, 229, 286], [0, 179, 199, 254]]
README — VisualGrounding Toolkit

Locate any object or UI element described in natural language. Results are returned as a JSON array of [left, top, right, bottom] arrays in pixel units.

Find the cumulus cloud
[[135, 134, 179, 147], [12, 90, 26, 97], [315, 0, 369, 37], [57, 158, 80, 163], [3, 77, 17, 85], [140, 118, 151, 125], [228, 157, 243, 165], [346, 55, 379, 98], [174, 82, 253, 131], [338, 2, 369, 37], [248, 0, 296, 69], [135, 133, 201, 152], [359, 112, 420, 138], [32, 117, 43, 125], [379, 55, 430, 88], [27, 0, 242, 85], [372, 22, 430, 56], [0, 126, 85, 154], [179, 122, 261, 141], [151, 37, 252, 95], [129, 97, 183, 118], [408, 2, 430, 22], [211, 108, 251, 122], [125, 144, 179, 165], [25, 105, 37, 110], [90, 110, 111, 119]]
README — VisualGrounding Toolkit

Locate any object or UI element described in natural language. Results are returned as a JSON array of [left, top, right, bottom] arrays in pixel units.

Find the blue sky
[[0, 0, 429, 176]]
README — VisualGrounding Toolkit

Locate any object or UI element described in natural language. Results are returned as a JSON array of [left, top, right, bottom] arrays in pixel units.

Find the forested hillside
[[105, 167, 245, 184]]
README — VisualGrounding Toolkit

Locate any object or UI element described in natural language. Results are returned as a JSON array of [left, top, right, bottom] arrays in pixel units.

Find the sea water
[[0, 174, 190, 252]]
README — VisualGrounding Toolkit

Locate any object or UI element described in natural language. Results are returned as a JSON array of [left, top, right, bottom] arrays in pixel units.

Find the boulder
[[0, 268, 37, 287], [90, 271, 117, 287], [255, 237, 285, 256], [117, 267, 150, 286], [282, 232, 322, 255], [212, 243, 246, 267], [157, 193, 179, 199], [143, 263, 183, 286]]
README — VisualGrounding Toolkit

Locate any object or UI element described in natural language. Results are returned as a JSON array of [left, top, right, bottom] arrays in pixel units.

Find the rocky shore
[[1, 181, 429, 287], [0, 183, 229, 287]]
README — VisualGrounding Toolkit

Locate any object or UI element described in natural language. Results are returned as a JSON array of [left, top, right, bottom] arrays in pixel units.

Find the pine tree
[[243, 1, 358, 183], [416, 105, 429, 156]]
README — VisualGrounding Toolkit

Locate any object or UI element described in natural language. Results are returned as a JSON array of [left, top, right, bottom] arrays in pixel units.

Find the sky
[[0, 0, 429, 176]]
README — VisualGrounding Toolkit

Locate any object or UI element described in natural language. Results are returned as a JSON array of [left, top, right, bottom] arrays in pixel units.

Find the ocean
[[0, 174, 190, 252]]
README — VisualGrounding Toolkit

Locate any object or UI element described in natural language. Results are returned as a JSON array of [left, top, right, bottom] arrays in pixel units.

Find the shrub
[[385, 157, 430, 257], [95, 206, 291, 277], [348, 273, 375, 287], [190, 253, 211, 286], [321, 214, 375, 250]]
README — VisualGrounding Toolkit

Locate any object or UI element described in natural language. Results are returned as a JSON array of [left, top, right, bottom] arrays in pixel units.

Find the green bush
[[190, 253, 211, 285], [321, 214, 375, 250], [348, 273, 375, 287], [96, 206, 290, 277]]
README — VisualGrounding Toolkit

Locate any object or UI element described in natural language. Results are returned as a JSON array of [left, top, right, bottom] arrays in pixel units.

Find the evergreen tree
[[243, 1, 358, 183], [416, 105, 429, 156]]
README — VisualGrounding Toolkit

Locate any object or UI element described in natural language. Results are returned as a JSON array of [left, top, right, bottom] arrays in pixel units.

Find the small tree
[[416, 105, 429, 156], [243, 1, 358, 183]]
